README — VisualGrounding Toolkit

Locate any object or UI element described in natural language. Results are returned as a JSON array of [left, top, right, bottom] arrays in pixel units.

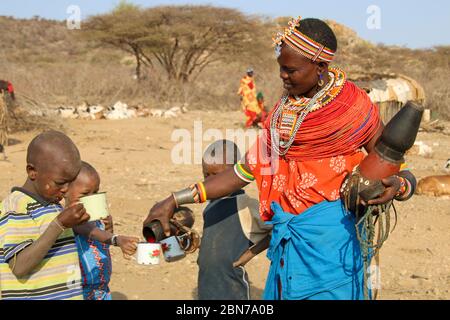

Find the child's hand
[[57, 203, 90, 228], [102, 215, 114, 234], [117, 236, 139, 259]]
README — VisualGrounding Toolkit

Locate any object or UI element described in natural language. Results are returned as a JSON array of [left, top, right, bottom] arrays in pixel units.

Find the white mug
[[160, 236, 186, 262], [136, 242, 161, 265], [78, 192, 109, 221]]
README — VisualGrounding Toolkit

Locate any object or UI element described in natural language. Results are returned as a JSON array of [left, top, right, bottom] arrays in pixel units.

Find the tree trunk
[[133, 46, 141, 81]]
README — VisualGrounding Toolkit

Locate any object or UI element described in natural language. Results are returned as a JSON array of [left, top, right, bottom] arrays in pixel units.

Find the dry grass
[[0, 14, 448, 119]]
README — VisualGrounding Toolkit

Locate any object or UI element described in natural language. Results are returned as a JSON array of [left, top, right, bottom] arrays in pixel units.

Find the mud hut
[[350, 73, 426, 123]]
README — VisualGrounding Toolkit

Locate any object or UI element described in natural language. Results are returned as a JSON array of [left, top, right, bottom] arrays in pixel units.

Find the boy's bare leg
[[233, 234, 271, 268]]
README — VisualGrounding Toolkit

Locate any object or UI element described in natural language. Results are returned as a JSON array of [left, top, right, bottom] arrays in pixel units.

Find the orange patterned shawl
[[246, 80, 381, 221]]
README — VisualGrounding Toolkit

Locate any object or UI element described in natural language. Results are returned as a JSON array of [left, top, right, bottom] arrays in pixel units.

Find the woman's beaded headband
[[273, 16, 335, 63]]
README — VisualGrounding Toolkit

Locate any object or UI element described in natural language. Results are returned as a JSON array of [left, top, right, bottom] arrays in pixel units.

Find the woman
[[144, 17, 416, 300], [237, 68, 263, 128]]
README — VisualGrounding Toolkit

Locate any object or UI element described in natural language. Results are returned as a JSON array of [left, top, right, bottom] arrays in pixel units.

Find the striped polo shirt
[[0, 188, 83, 300]]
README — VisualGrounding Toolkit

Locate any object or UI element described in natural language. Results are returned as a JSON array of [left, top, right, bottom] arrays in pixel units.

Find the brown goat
[[416, 175, 450, 196]]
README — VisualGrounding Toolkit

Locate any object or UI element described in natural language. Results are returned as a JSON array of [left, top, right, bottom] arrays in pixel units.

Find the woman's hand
[[143, 195, 177, 237], [366, 176, 401, 205]]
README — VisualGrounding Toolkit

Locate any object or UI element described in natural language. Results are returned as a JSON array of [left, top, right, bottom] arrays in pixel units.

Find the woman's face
[[277, 43, 321, 97]]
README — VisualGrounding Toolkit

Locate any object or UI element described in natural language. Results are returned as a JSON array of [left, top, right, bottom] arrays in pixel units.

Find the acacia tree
[[139, 5, 257, 82], [82, 4, 259, 83], [81, 2, 162, 80]]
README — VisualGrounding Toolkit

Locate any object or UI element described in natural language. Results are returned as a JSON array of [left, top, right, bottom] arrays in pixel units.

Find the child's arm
[[73, 222, 112, 243], [74, 223, 139, 258], [232, 234, 271, 268], [9, 204, 89, 277]]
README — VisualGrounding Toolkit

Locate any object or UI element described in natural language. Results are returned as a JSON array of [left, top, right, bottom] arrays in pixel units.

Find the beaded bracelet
[[195, 182, 207, 203], [394, 176, 411, 200], [234, 163, 255, 183]]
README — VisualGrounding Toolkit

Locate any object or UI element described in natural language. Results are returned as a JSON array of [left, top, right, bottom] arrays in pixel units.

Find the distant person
[[65, 161, 139, 300], [197, 140, 272, 300], [256, 91, 267, 127], [0, 80, 15, 101], [237, 68, 264, 128], [0, 130, 89, 300], [0, 80, 15, 160]]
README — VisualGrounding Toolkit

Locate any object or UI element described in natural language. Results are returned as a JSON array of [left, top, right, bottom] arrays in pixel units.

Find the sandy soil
[[1, 110, 449, 300]]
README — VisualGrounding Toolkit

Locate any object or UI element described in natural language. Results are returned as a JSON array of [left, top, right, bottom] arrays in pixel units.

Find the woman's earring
[[318, 73, 324, 87]]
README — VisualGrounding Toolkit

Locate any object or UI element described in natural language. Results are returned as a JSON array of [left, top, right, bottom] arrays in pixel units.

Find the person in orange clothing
[[0, 80, 15, 101], [238, 68, 263, 128], [0, 80, 15, 160]]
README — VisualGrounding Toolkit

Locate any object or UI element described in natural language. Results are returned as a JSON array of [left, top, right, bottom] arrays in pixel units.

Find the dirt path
[[1, 110, 448, 300]]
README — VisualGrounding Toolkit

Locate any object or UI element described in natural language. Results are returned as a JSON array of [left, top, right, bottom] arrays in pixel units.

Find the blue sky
[[1, 0, 449, 49]]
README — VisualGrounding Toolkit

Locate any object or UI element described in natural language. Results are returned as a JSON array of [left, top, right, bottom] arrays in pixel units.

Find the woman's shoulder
[[338, 77, 373, 104]]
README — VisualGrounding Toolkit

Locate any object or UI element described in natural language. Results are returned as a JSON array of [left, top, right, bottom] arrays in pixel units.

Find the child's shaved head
[[25, 130, 81, 203], [79, 161, 100, 183], [27, 130, 81, 176], [65, 161, 100, 205], [202, 140, 241, 179], [202, 140, 241, 166]]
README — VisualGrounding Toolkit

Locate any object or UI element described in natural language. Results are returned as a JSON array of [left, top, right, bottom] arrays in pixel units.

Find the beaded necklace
[[270, 67, 346, 156]]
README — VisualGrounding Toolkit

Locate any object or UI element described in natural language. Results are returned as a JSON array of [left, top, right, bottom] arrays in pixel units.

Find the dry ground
[[0, 110, 449, 300]]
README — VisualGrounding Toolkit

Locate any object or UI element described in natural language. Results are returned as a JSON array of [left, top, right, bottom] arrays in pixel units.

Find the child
[[65, 161, 139, 300], [197, 140, 272, 300], [256, 91, 267, 127], [0, 130, 89, 300]]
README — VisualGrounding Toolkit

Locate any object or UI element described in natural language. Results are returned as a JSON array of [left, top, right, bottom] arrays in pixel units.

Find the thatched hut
[[350, 73, 426, 123]]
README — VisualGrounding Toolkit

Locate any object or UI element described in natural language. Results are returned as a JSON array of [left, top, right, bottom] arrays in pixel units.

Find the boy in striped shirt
[[0, 130, 89, 300]]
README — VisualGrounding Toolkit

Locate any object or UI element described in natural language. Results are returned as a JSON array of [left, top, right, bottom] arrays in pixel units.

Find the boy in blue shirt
[[65, 161, 139, 300]]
